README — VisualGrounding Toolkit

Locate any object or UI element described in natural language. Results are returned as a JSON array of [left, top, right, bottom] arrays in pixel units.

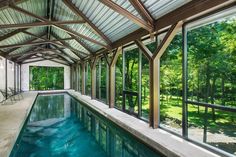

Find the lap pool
[[10, 93, 164, 157]]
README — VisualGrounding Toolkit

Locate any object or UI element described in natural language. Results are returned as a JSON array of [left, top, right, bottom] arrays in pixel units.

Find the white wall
[[21, 60, 71, 91], [0, 58, 17, 102]]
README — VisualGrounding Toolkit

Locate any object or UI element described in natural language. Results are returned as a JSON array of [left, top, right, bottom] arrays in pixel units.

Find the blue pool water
[[10, 93, 164, 157]]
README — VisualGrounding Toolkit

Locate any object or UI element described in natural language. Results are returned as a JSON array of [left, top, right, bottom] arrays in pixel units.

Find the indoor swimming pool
[[10, 93, 164, 157]]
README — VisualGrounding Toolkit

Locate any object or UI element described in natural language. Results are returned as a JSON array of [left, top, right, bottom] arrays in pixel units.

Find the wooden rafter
[[134, 40, 152, 60], [99, 0, 153, 32], [37, 53, 71, 64], [128, 0, 154, 26], [17, 31, 84, 59], [63, 0, 112, 47], [50, 44, 78, 62], [9, 4, 110, 49], [95, 0, 231, 55], [153, 21, 183, 59], [0, 28, 28, 42], [2, 35, 46, 57], [52, 34, 87, 58], [0, 20, 85, 29], [38, 48, 74, 63]]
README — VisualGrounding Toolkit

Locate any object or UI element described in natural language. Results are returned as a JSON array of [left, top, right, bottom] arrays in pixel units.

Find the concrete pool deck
[[0, 92, 38, 157], [0, 90, 221, 157]]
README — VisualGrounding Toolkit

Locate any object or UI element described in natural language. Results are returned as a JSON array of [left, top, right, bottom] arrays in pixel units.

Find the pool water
[[10, 93, 163, 157]]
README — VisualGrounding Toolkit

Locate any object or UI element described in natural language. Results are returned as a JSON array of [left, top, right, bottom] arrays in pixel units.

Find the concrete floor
[[0, 90, 221, 157], [0, 92, 37, 157]]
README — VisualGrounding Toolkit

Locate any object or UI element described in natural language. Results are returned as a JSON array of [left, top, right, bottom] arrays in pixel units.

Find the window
[[29, 66, 64, 90], [96, 57, 108, 103], [85, 62, 91, 96], [159, 32, 183, 134], [115, 55, 123, 109], [187, 13, 236, 154]]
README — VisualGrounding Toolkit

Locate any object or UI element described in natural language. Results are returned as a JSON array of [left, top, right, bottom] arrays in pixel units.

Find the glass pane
[[124, 94, 138, 115], [187, 15, 236, 108], [29, 66, 64, 90], [96, 61, 100, 99], [188, 105, 236, 155], [86, 62, 91, 96], [101, 58, 107, 102], [124, 48, 139, 92], [141, 54, 150, 120], [115, 55, 123, 109], [160, 33, 182, 134], [187, 13, 236, 155]]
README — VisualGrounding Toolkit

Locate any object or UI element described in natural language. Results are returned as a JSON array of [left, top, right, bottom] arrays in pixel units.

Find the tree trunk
[[221, 77, 225, 106], [211, 77, 216, 121]]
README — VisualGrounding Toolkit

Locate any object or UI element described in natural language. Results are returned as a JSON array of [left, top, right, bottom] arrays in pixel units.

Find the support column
[[81, 62, 85, 95], [109, 47, 122, 108], [14, 62, 16, 93], [182, 25, 188, 137], [91, 57, 98, 99], [20, 64, 21, 91], [149, 57, 160, 128], [5, 58, 8, 98]]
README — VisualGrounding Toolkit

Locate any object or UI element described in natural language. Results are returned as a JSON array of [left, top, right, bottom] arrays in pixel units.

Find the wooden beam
[[148, 22, 183, 128], [81, 62, 86, 94], [9, 4, 109, 49], [153, 21, 183, 59], [91, 56, 98, 99], [50, 44, 78, 62], [21, 31, 85, 59], [128, 0, 154, 26], [2, 35, 46, 57], [72, 36, 93, 54], [99, 0, 153, 32], [109, 46, 122, 108], [155, 0, 229, 31], [95, 0, 231, 55], [22, 31, 74, 42], [0, 28, 27, 42], [0, 20, 85, 29], [54, 25, 109, 49], [0, 40, 51, 49], [63, 0, 112, 47], [134, 40, 153, 60], [0, 0, 27, 10], [52, 34, 86, 58]]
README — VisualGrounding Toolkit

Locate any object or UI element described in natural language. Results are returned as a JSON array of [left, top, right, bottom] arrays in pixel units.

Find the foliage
[[29, 66, 64, 90]]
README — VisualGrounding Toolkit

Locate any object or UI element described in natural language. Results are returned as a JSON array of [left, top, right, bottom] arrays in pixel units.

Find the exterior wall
[[21, 60, 71, 91]]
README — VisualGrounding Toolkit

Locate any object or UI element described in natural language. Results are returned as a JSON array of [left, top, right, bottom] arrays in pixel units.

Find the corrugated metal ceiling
[[0, 0, 195, 64]]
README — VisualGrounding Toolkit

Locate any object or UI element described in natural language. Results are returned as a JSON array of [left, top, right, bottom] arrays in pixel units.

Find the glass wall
[[29, 66, 64, 90], [159, 32, 182, 134], [186, 12, 236, 155], [156, 9, 236, 156], [113, 44, 152, 120], [141, 54, 150, 120], [115, 54, 123, 109], [123, 47, 139, 116], [96, 57, 108, 103], [78, 64, 82, 93]]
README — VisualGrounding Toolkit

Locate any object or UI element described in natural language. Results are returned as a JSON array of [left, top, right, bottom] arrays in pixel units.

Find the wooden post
[[81, 62, 85, 95], [91, 57, 98, 99], [135, 21, 182, 128], [108, 47, 122, 108], [149, 57, 160, 128]]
